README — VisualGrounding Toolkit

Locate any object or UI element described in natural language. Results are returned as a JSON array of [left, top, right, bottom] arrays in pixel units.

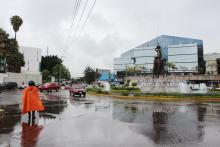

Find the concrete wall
[[2, 72, 42, 86], [0, 73, 8, 83], [126, 75, 220, 82]]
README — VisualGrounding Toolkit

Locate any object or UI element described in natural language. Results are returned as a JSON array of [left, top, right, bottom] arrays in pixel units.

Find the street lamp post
[[58, 55, 64, 119], [59, 56, 64, 84]]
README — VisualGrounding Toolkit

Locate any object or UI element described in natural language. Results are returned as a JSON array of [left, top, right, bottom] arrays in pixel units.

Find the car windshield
[[45, 83, 50, 86], [74, 86, 83, 89]]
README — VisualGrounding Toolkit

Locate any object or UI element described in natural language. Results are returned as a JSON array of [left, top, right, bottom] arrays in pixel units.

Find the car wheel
[[83, 94, 86, 97]]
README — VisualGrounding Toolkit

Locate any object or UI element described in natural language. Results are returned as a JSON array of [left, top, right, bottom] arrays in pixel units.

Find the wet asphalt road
[[1, 90, 220, 147]]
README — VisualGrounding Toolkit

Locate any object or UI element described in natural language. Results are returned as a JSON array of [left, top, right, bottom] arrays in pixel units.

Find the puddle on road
[[1, 95, 220, 147]]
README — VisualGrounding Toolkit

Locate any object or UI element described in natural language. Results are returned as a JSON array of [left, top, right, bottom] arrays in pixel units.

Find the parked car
[[18, 83, 28, 89], [0, 82, 18, 90], [38, 83, 60, 92], [69, 85, 86, 97], [64, 85, 71, 90]]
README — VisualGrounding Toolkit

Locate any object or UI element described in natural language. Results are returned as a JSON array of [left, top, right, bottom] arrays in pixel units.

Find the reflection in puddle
[[20, 123, 43, 147], [0, 104, 21, 134], [42, 99, 67, 115], [113, 102, 220, 145]]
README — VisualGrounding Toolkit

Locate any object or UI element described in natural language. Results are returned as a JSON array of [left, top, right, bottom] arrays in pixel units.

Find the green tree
[[131, 81, 137, 87], [84, 66, 96, 84], [71, 77, 84, 84], [116, 71, 126, 78], [0, 28, 9, 46], [41, 55, 62, 74], [10, 15, 23, 40], [42, 69, 51, 82], [0, 28, 9, 72], [167, 62, 177, 72], [52, 64, 71, 82], [5, 39, 25, 72], [6, 51, 25, 72], [0, 28, 25, 73]]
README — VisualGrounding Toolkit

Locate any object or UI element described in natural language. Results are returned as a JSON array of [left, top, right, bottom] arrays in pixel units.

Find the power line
[[64, 0, 82, 52], [70, 0, 97, 50], [67, 0, 89, 48], [69, 0, 82, 33], [63, 0, 79, 53]]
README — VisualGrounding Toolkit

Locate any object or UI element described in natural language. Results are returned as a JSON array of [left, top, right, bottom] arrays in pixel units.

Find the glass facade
[[113, 35, 205, 74], [113, 57, 134, 71], [168, 43, 199, 72]]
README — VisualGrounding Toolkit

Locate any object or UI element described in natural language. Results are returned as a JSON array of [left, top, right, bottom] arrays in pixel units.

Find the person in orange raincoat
[[22, 81, 45, 124]]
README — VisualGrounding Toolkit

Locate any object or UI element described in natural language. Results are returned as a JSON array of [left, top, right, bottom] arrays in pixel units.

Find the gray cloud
[[1, 0, 220, 77]]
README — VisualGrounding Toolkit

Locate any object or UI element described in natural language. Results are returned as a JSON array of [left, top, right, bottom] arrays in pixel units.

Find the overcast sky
[[0, 0, 220, 77]]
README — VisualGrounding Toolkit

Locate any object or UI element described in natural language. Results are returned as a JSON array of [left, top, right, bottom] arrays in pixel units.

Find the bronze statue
[[153, 45, 165, 78], [155, 45, 162, 59]]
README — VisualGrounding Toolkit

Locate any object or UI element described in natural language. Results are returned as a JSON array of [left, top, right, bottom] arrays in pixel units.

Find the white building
[[204, 53, 220, 75], [19, 46, 42, 74], [0, 46, 42, 85]]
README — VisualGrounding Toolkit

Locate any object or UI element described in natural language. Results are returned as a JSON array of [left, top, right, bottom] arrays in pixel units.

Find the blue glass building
[[114, 35, 205, 74], [97, 69, 115, 81]]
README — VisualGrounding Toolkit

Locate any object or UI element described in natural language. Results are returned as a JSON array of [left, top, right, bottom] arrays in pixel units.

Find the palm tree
[[10, 15, 23, 40]]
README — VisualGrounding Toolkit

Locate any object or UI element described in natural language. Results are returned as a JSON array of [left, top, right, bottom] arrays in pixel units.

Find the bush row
[[111, 90, 141, 93], [86, 88, 109, 95], [86, 87, 100, 92], [111, 86, 140, 91]]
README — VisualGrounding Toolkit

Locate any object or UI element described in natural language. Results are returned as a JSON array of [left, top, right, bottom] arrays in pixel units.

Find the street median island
[[87, 90, 220, 102]]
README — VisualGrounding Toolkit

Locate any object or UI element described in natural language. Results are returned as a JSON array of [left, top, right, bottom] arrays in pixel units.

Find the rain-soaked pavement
[[1, 90, 220, 147]]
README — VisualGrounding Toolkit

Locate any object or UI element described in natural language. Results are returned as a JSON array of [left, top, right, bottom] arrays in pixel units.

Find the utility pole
[[58, 55, 64, 119], [59, 56, 64, 83], [47, 47, 49, 56]]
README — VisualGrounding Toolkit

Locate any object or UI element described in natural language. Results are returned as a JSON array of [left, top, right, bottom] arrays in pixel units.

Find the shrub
[[111, 86, 140, 91], [121, 92, 129, 96], [102, 91, 109, 95], [96, 89, 102, 94], [131, 82, 137, 87], [86, 88, 97, 92], [134, 93, 142, 96], [124, 87, 140, 91], [125, 83, 129, 87], [111, 87, 125, 90], [111, 90, 129, 93]]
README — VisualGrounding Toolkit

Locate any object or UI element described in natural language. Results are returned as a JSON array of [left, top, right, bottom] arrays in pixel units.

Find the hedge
[[111, 86, 140, 91], [121, 92, 129, 96]]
